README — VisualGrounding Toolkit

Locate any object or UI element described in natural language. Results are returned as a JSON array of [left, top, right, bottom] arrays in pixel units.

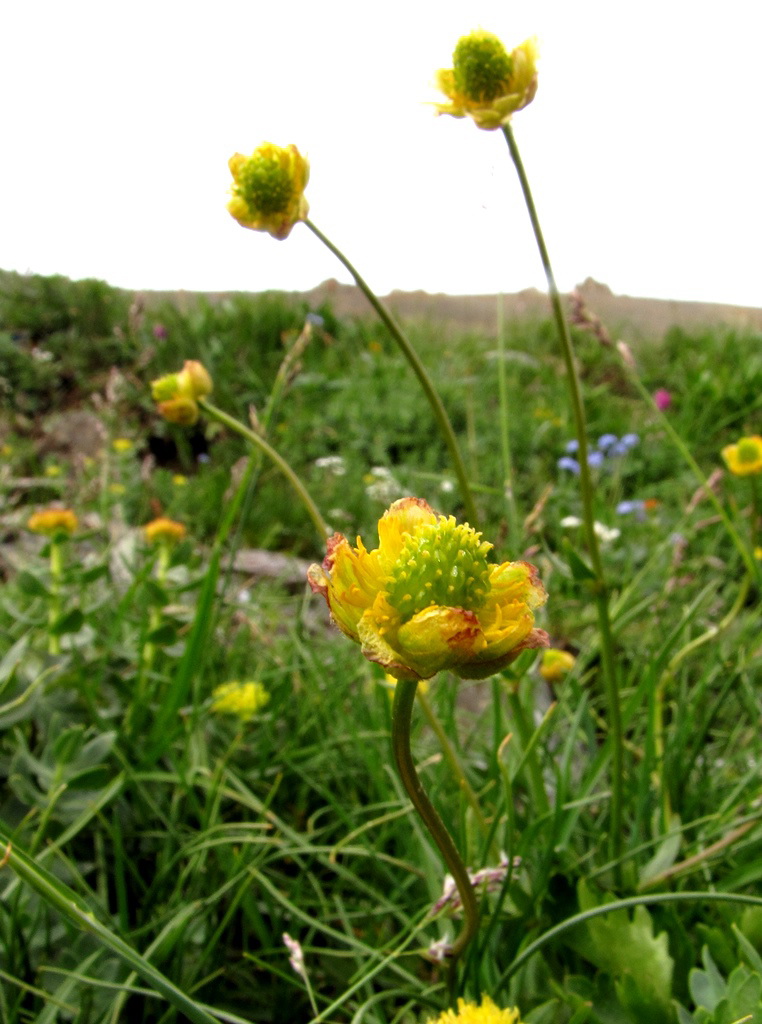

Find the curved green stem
[[391, 679, 478, 970], [198, 399, 329, 542], [304, 218, 479, 527], [415, 687, 490, 843], [502, 123, 624, 882], [496, 293, 521, 552]]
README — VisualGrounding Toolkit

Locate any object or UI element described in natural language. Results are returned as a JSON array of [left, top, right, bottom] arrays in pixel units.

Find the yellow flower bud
[[211, 681, 270, 722], [435, 31, 539, 131], [539, 648, 576, 683], [157, 397, 199, 426], [308, 497, 547, 681], [151, 361, 212, 426], [112, 438, 134, 454], [721, 435, 762, 476], [430, 995, 525, 1024], [227, 143, 310, 240], [143, 517, 187, 545], [27, 508, 78, 538]]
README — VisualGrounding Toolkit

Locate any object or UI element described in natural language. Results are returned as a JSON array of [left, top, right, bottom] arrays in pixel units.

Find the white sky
[[2, 1, 760, 305]]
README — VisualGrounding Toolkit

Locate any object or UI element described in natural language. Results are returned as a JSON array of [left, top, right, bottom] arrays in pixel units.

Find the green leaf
[[80, 563, 108, 584], [16, 571, 50, 598], [639, 814, 682, 887], [689, 947, 727, 1013], [562, 540, 597, 583], [570, 881, 675, 1022], [50, 608, 85, 636], [146, 623, 178, 645]]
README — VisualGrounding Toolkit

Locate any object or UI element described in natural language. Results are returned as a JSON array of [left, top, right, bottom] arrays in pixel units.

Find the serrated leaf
[[570, 882, 674, 1021], [17, 571, 50, 598]]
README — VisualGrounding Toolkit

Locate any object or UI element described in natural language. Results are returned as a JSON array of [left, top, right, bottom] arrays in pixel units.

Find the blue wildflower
[[620, 433, 640, 449], [564, 439, 579, 454], [587, 451, 605, 469], [597, 433, 618, 451], [557, 456, 581, 474]]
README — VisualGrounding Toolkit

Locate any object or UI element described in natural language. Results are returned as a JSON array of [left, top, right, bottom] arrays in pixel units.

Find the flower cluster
[[150, 360, 213, 426], [308, 497, 547, 681], [210, 681, 270, 722], [435, 30, 539, 130], [27, 508, 78, 538], [557, 433, 639, 474], [227, 143, 310, 240], [721, 434, 762, 476]]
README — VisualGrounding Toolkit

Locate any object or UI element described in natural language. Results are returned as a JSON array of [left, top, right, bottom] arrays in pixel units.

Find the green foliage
[[0, 269, 761, 1021]]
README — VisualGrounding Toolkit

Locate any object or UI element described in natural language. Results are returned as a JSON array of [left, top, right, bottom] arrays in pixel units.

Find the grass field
[[0, 270, 761, 1024]]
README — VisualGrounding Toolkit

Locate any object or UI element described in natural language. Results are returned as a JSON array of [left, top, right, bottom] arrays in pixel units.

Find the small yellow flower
[[429, 995, 524, 1024], [308, 497, 548, 681], [755, 547, 762, 560], [151, 360, 213, 427], [435, 31, 539, 131], [211, 681, 270, 722], [108, 483, 127, 496], [539, 648, 576, 683], [27, 508, 78, 538], [143, 517, 187, 545], [172, 474, 188, 487], [721, 435, 762, 476], [44, 465, 62, 478], [112, 438, 134, 454], [1, 444, 13, 457], [227, 143, 310, 240]]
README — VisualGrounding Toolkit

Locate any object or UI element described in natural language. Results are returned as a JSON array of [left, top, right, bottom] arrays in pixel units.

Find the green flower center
[[386, 519, 492, 622], [737, 439, 760, 464], [237, 155, 294, 216], [452, 32, 513, 102]]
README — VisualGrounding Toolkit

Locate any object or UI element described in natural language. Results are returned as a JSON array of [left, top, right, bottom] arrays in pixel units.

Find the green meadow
[[0, 267, 761, 1024]]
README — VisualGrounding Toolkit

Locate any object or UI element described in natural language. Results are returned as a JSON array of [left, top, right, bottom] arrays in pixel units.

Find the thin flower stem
[[198, 399, 329, 542], [48, 541, 63, 656], [415, 687, 490, 843], [304, 218, 479, 527], [501, 123, 624, 882], [391, 679, 478, 972], [496, 293, 521, 552]]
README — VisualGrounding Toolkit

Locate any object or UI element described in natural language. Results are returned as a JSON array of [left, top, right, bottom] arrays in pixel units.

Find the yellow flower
[[108, 483, 127, 496], [435, 31, 539, 131], [44, 465, 62, 478], [27, 508, 78, 538], [539, 648, 576, 683], [143, 517, 187, 545], [172, 474, 188, 487], [721, 434, 762, 476], [429, 995, 524, 1024], [151, 360, 213, 426], [308, 497, 548, 681], [1, 444, 13, 457], [227, 143, 310, 240], [211, 681, 270, 722], [112, 438, 134, 454]]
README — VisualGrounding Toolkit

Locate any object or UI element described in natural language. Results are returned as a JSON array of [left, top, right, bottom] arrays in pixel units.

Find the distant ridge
[[149, 277, 762, 339]]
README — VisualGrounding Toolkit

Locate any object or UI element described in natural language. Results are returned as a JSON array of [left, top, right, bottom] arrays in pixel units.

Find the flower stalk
[[391, 678, 478, 967], [304, 218, 479, 527], [197, 399, 329, 542], [501, 122, 624, 881]]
